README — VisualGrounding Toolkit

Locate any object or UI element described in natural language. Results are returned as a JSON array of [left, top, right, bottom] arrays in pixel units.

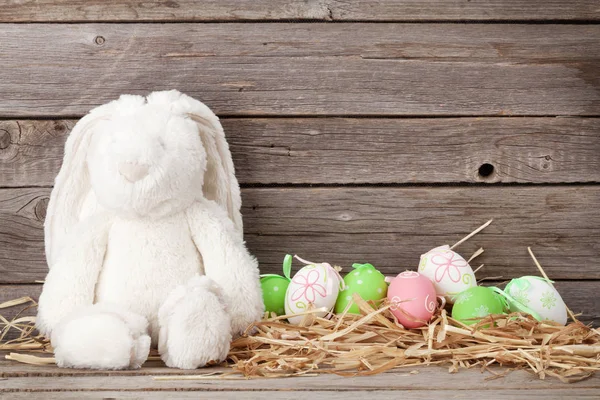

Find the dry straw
[[2, 290, 600, 382]]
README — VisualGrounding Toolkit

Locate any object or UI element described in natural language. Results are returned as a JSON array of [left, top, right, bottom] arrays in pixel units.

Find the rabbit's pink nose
[[118, 162, 149, 182]]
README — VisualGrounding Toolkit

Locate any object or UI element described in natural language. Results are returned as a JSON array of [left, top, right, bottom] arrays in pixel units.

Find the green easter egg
[[335, 263, 388, 314], [261, 276, 290, 316], [451, 286, 506, 326]]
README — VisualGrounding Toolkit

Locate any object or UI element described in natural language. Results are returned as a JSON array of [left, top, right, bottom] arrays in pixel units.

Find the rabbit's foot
[[158, 275, 231, 369], [51, 304, 151, 370]]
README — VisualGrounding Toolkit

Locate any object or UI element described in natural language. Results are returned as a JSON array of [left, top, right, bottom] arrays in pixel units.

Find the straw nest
[[2, 294, 600, 383]]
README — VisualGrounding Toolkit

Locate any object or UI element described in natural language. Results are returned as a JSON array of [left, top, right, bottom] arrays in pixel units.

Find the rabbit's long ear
[[189, 113, 242, 234], [45, 95, 144, 268], [44, 113, 100, 268], [147, 90, 243, 236]]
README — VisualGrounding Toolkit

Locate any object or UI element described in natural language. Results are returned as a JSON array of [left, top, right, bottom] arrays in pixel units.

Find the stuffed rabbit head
[[45, 90, 242, 267]]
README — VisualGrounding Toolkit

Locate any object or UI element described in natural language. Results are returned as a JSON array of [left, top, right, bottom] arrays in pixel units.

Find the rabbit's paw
[[158, 275, 231, 369], [51, 304, 150, 370]]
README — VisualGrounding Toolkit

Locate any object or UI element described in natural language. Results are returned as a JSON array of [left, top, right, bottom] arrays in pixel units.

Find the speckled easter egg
[[504, 276, 567, 325], [260, 276, 290, 316], [387, 271, 437, 329], [418, 245, 476, 304], [451, 286, 506, 326], [335, 263, 388, 314], [285, 261, 343, 325]]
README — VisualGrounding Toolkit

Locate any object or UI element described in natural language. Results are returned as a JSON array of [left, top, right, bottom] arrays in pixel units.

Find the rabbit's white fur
[[36, 90, 264, 370]]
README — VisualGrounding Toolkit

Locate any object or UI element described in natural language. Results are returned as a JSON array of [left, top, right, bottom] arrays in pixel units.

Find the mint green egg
[[335, 263, 388, 314], [452, 286, 506, 325], [261, 276, 290, 316]]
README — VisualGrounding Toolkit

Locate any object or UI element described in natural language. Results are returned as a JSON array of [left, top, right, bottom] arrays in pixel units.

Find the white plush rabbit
[[36, 90, 264, 370]]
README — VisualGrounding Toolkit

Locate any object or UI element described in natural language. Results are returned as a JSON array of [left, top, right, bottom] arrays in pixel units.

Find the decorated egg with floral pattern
[[418, 245, 476, 304], [284, 256, 344, 325], [503, 276, 567, 325], [335, 263, 388, 314], [387, 271, 438, 328]]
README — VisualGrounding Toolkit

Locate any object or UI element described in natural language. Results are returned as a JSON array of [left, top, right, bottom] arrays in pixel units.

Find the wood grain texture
[[0, 24, 598, 117], [1, 118, 599, 187], [3, 280, 598, 327], [0, 0, 598, 22], [241, 186, 600, 279], [1, 357, 600, 390], [3, 389, 600, 399], [0, 186, 598, 283], [0, 120, 73, 188], [0, 188, 47, 283]]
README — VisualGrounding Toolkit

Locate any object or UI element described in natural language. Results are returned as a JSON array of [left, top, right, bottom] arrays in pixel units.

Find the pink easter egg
[[387, 271, 437, 328]]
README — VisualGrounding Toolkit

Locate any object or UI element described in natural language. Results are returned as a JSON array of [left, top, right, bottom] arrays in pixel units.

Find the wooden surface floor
[[2, 354, 600, 399], [0, 0, 599, 397]]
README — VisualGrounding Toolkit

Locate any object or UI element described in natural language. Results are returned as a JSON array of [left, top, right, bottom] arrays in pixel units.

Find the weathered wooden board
[[0, 186, 598, 282], [1, 352, 600, 395], [3, 389, 600, 399], [1, 24, 598, 117], [0, 0, 598, 22], [5, 23, 595, 62], [2, 118, 599, 187], [3, 280, 598, 326], [1, 361, 600, 391], [324, 1, 600, 21], [242, 187, 600, 279], [0, 354, 595, 387]]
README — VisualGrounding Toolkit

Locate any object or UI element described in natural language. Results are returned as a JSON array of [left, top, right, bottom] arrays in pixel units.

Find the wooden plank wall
[[0, 1, 599, 324]]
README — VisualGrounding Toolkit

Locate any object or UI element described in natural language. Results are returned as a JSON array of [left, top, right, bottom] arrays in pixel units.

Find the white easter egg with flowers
[[418, 245, 476, 303], [504, 276, 567, 325], [284, 257, 344, 325]]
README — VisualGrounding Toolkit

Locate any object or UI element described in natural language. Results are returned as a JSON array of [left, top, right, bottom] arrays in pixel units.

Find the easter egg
[[387, 271, 438, 329], [285, 258, 344, 325], [260, 254, 293, 316], [503, 276, 567, 325], [260, 276, 290, 315], [451, 286, 506, 326], [418, 245, 476, 304], [335, 263, 388, 314]]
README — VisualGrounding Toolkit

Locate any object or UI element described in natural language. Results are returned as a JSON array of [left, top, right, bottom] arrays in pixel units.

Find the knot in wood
[[35, 197, 49, 222], [0, 129, 10, 150], [53, 121, 66, 133], [338, 213, 352, 222]]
